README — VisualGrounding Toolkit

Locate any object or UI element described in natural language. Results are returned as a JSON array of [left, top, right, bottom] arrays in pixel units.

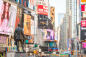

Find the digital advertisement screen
[[82, 42, 86, 48], [81, 30, 86, 40], [42, 29, 55, 40]]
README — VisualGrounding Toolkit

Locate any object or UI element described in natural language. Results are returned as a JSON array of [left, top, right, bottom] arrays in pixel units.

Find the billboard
[[0, 1, 17, 35], [50, 7, 55, 25], [15, 0, 35, 10], [15, 8, 22, 29], [37, 0, 48, 6], [43, 29, 55, 40], [15, 0, 27, 7], [37, 5, 48, 16], [82, 12, 86, 18], [82, 18, 86, 20], [24, 14, 31, 36], [25, 35, 34, 44], [38, 14, 53, 29], [38, 14, 48, 29], [81, 0, 86, 3], [81, 4, 86, 11], [81, 20, 86, 27], [82, 42, 86, 48], [0, 36, 8, 47], [81, 30, 86, 40]]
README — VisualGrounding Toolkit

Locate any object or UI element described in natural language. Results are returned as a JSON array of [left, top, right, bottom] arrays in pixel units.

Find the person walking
[[14, 24, 25, 52]]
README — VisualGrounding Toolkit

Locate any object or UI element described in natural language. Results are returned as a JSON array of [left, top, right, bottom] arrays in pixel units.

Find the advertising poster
[[43, 29, 55, 40], [0, 36, 8, 47], [37, 0, 48, 15], [81, 0, 86, 3], [29, 35, 34, 43], [15, 8, 22, 29], [81, 20, 86, 27], [38, 20, 48, 29], [81, 30, 86, 40], [82, 42, 86, 48], [48, 19, 53, 29], [0, 1, 17, 34], [37, 5, 48, 16], [82, 12, 86, 18], [46, 29, 55, 40], [50, 7, 55, 25], [38, 14, 48, 29], [81, 4, 86, 11], [24, 14, 31, 35]]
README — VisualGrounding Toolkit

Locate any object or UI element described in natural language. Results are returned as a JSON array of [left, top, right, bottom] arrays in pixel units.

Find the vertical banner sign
[[50, 7, 55, 26], [15, 8, 22, 29], [24, 14, 31, 35]]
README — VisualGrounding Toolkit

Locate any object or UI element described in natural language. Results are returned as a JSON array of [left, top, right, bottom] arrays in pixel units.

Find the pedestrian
[[14, 24, 25, 52]]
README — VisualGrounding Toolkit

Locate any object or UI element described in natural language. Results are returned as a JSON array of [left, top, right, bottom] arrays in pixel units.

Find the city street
[[0, 0, 86, 57]]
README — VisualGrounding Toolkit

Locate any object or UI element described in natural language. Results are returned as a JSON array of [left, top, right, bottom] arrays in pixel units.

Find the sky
[[49, 0, 66, 27]]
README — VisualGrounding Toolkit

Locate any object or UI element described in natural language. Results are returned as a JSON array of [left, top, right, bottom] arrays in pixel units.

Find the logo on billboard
[[37, 5, 48, 16]]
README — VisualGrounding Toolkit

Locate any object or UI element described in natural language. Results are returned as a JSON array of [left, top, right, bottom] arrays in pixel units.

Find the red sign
[[81, 20, 86, 27], [37, 5, 48, 16], [81, 5, 85, 11], [82, 42, 86, 48]]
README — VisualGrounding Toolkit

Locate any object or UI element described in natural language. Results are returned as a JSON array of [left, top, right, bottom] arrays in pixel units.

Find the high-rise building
[[57, 14, 67, 50], [66, 0, 80, 51]]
